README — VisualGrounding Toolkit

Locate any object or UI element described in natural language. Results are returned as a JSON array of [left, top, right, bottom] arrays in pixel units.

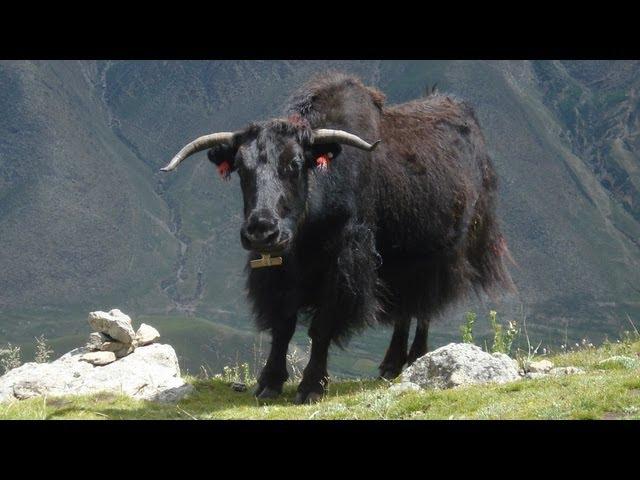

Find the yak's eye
[[281, 157, 300, 177]]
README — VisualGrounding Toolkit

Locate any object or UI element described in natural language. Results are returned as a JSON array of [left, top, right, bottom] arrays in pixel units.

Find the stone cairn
[[81, 309, 160, 366]]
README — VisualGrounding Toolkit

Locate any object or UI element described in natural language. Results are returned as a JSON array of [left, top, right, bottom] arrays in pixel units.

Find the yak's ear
[[305, 143, 342, 169], [207, 143, 238, 181]]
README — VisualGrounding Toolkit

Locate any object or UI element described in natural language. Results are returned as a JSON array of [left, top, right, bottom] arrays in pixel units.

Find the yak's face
[[234, 126, 311, 254], [208, 121, 341, 254]]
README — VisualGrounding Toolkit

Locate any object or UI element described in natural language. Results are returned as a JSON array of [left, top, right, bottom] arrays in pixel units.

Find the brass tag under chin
[[250, 253, 283, 269]]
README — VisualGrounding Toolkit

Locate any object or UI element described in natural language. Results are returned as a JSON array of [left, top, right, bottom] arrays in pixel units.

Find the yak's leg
[[407, 318, 429, 365], [254, 315, 297, 399], [292, 221, 380, 404], [294, 331, 331, 405], [378, 314, 410, 380]]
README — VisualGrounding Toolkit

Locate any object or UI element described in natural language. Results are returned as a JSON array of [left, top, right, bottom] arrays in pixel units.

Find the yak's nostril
[[263, 229, 278, 243], [242, 218, 280, 248]]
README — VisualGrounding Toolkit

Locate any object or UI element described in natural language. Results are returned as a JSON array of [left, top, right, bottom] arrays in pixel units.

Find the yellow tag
[[250, 253, 283, 269]]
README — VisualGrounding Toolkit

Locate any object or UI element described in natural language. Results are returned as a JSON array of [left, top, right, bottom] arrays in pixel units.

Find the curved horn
[[160, 132, 236, 172], [312, 129, 381, 151]]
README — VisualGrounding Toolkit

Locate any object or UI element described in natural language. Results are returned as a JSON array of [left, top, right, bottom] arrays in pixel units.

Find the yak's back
[[379, 92, 494, 195], [381, 93, 483, 152]]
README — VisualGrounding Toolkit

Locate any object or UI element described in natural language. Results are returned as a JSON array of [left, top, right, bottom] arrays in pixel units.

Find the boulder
[[134, 323, 160, 347], [401, 343, 521, 389], [87, 310, 135, 344], [0, 343, 192, 404]]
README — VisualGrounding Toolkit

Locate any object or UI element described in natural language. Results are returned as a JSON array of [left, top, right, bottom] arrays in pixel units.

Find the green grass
[[2, 340, 640, 420]]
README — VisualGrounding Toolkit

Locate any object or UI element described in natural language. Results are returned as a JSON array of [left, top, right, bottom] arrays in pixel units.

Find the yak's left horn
[[160, 132, 237, 172], [312, 129, 381, 151]]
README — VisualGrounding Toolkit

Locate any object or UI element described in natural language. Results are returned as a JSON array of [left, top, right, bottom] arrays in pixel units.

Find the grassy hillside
[[2, 338, 639, 420]]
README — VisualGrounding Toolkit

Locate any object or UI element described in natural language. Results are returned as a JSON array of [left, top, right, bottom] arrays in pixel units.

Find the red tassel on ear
[[316, 153, 333, 171], [217, 160, 231, 180]]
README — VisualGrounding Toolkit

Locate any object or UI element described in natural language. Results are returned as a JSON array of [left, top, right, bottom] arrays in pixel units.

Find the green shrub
[[488, 310, 519, 355], [0, 343, 22, 374], [34, 335, 53, 364], [460, 311, 476, 344]]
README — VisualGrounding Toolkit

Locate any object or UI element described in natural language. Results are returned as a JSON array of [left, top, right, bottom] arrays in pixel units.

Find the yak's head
[[161, 117, 379, 256]]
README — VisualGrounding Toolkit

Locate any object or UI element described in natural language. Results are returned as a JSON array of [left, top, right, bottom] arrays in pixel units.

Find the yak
[[161, 72, 512, 404]]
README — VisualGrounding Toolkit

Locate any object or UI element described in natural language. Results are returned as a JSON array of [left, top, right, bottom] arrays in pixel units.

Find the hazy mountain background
[[1, 60, 639, 377]]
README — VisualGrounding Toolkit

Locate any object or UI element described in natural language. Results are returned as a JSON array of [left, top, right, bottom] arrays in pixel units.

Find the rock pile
[[81, 309, 160, 366], [0, 309, 192, 404], [521, 359, 585, 379]]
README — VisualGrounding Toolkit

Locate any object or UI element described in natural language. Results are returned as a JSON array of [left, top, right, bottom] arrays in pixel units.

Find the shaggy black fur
[[206, 72, 513, 402]]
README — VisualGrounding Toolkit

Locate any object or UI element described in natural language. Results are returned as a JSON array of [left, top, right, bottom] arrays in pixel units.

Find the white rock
[[135, 323, 160, 346], [401, 343, 521, 389], [99, 340, 130, 352], [527, 359, 554, 373], [0, 344, 192, 404], [93, 338, 136, 359], [114, 344, 135, 358], [550, 366, 585, 376], [88, 310, 135, 344], [86, 332, 110, 351], [388, 382, 422, 394], [80, 351, 117, 366]]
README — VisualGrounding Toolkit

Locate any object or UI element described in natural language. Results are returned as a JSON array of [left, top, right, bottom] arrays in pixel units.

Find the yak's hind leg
[[254, 315, 297, 399], [294, 332, 331, 405], [378, 314, 410, 380], [407, 318, 429, 365]]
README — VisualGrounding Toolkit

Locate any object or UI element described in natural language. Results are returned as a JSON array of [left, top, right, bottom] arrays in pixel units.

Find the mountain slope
[[1, 60, 639, 375]]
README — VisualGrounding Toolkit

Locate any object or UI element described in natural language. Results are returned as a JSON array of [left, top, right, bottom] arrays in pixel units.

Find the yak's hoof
[[407, 353, 425, 366], [294, 391, 323, 405], [254, 384, 282, 399], [378, 365, 403, 381]]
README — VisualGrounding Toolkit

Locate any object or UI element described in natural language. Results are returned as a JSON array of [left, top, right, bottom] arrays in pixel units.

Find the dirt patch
[[91, 391, 121, 403], [45, 398, 73, 409], [601, 411, 625, 420]]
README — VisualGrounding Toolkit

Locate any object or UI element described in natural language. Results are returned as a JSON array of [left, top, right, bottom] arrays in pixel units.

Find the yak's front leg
[[294, 222, 382, 404], [254, 315, 297, 399]]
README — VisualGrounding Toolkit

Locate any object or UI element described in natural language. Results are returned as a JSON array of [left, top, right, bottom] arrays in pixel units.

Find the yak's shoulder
[[284, 71, 385, 119]]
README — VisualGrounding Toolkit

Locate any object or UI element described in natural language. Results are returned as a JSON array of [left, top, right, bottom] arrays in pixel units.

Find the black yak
[[161, 72, 512, 404]]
